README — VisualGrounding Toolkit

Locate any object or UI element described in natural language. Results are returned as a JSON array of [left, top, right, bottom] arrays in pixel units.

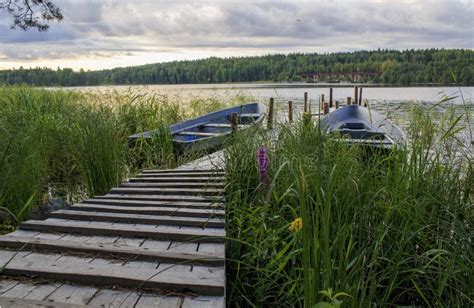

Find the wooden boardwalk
[[0, 168, 226, 307]]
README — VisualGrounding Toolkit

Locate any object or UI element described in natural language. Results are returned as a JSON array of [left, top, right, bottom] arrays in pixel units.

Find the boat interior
[[336, 122, 387, 140], [173, 113, 262, 142]]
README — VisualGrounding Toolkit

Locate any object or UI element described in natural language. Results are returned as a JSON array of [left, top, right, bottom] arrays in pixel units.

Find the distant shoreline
[[49, 82, 474, 90]]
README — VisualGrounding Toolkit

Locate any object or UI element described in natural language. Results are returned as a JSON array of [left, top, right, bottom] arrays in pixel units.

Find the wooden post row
[[267, 98, 274, 129], [288, 101, 293, 123]]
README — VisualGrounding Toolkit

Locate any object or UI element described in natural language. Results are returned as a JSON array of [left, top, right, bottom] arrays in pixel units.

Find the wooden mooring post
[[320, 94, 325, 111], [335, 100, 339, 109], [323, 102, 330, 115], [354, 86, 359, 105], [288, 101, 293, 123], [268, 98, 274, 129], [359, 87, 363, 105], [347, 97, 352, 105], [303, 92, 308, 112], [329, 88, 333, 108], [231, 112, 238, 134]]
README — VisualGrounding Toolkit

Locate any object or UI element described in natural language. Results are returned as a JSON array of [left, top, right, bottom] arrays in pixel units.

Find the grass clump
[[225, 107, 472, 306]]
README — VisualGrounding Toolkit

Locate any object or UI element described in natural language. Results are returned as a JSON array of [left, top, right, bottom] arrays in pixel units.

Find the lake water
[[70, 83, 473, 105], [69, 83, 474, 145]]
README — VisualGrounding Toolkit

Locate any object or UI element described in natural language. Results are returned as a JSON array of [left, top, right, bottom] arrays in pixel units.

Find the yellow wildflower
[[289, 217, 303, 232]]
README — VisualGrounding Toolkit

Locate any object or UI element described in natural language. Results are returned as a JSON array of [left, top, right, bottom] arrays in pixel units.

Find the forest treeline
[[1, 49, 472, 86]]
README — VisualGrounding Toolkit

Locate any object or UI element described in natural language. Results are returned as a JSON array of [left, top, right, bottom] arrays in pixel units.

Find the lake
[[68, 84, 474, 134], [68, 83, 473, 105]]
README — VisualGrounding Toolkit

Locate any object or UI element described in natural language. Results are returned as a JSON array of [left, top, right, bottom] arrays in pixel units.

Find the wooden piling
[[329, 88, 333, 108], [359, 87, 363, 105], [230, 112, 238, 134], [288, 101, 293, 123], [320, 94, 325, 111], [323, 102, 329, 115], [303, 92, 308, 112], [335, 100, 339, 109], [346, 97, 352, 106], [268, 98, 274, 129], [354, 86, 358, 105]]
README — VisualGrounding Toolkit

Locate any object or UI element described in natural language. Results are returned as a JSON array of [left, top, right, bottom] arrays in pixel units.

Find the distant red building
[[299, 71, 380, 82]]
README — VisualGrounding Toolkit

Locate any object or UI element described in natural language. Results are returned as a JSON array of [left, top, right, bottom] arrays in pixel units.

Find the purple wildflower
[[257, 146, 270, 184]]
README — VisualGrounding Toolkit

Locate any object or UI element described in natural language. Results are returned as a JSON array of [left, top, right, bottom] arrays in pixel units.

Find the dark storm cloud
[[0, 0, 472, 66]]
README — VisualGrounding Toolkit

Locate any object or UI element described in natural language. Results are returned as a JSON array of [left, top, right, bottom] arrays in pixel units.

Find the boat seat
[[177, 131, 226, 137], [203, 123, 248, 128], [236, 113, 261, 118], [338, 129, 385, 140]]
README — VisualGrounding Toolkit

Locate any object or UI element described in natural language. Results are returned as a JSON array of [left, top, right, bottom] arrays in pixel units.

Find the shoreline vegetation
[[1, 49, 473, 87], [0, 86, 246, 232], [0, 86, 472, 306]]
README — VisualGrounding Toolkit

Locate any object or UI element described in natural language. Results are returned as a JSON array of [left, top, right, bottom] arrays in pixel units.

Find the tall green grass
[[225, 107, 472, 306], [1, 88, 122, 228], [0, 86, 247, 231]]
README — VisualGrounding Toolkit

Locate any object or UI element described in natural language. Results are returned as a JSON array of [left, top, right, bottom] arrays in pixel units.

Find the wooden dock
[[0, 168, 226, 307]]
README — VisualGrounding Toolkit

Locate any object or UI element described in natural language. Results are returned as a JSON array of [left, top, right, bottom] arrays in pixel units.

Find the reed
[[0, 86, 242, 230], [224, 105, 472, 306]]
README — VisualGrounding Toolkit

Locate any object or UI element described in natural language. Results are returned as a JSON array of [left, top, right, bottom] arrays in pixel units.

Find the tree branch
[[0, 0, 63, 31]]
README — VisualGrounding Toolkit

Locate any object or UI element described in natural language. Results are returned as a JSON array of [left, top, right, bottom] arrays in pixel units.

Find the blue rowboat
[[321, 105, 405, 148], [129, 103, 266, 153]]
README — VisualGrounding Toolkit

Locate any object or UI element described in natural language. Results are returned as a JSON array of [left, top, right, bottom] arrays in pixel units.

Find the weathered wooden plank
[[100, 193, 224, 203], [139, 238, 170, 249], [7, 230, 40, 238], [19, 219, 225, 243], [82, 198, 225, 209], [0, 297, 91, 308], [1, 282, 36, 298], [137, 173, 224, 179], [2, 252, 225, 296], [129, 176, 225, 183], [84, 235, 118, 245], [119, 182, 225, 189], [0, 279, 20, 295], [70, 204, 225, 218], [46, 284, 98, 305], [156, 262, 192, 274], [134, 294, 181, 308], [168, 242, 198, 254], [198, 243, 226, 257], [181, 296, 225, 308], [59, 234, 92, 242], [142, 168, 224, 174], [48, 210, 225, 228], [87, 289, 140, 307], [114, 236, 146, 247], [33, 232, 64, 240], [23, 283, 61, 300], [123, 260, 158, 270], [135, 170, 225, 178], [0, 236, 224, 265], [81, 195, 224, 209], [109, 187, 224, 196]]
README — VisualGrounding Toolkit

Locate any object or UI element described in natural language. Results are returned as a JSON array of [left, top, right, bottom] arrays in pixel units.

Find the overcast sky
[[0, 0, 472, 71]]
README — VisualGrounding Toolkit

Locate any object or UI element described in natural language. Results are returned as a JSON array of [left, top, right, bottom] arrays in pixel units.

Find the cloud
[[0, 0, 472, 70]]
